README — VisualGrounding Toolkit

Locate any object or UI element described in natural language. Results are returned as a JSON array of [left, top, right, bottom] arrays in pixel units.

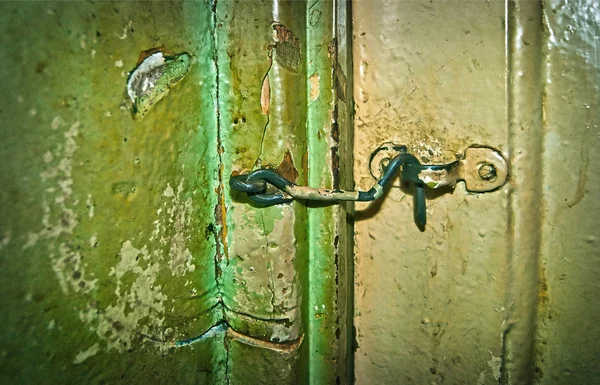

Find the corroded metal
[[231, 144, 508, 230]]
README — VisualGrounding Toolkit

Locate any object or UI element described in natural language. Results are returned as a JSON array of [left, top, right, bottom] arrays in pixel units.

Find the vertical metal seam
[[502, 0, 545, 383]]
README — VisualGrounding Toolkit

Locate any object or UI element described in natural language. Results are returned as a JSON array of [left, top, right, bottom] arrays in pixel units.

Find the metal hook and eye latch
[[229, 144, 509, 229]]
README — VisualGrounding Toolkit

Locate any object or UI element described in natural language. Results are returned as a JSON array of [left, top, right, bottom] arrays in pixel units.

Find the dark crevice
[[211, 1, 230, 383], [254, 49, 273, 169], [223, 301, 293, 324]]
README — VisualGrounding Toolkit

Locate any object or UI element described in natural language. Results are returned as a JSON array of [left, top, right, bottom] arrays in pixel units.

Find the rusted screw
[[380, 158, 391, 170], [478, 163, 497, 181]]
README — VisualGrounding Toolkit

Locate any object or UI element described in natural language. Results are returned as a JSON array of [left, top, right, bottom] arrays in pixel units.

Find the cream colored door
[[352, 0, 600, 384]]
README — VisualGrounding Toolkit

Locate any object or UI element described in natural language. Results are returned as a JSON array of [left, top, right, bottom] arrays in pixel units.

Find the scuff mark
[[86, 194, 94, 218], [73, 343, 100, 364], [0, 230, 11, 251], [567, 142, 589, 208]]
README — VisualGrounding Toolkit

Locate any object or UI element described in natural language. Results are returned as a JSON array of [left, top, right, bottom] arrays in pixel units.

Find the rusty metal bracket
[[369, 143, 509, 192], [230, 144, 509, 229]]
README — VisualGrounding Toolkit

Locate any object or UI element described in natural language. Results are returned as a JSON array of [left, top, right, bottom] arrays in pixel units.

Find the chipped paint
[[85, 194, 94, 218], [271, 22, 301, 72], [126, 50, 192, 120], [73, 343, 100, 364], [0, 1, 224, 382], [309, 72, 320, 101], [487, 350, 502, 382]]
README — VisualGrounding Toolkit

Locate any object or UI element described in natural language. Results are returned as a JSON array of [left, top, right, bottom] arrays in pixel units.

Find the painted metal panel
[[0, 1, 225, 383], [352, 0, 600, 384], [0, 0, 350, 383], [537, 0, 600, 382], [353, 1, 510, 383]]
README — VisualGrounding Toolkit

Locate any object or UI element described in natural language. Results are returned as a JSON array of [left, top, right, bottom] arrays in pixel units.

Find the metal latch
[[230, 144, 508, 229]]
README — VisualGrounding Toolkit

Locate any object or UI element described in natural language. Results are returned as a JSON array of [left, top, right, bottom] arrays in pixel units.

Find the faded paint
[[0, 2, 223, 383], [353, 1, 510, 384], [353, 0, 600, 384]]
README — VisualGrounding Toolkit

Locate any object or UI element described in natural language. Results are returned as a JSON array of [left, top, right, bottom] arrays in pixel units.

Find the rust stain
[[329, 38, 347, 101], [260, 55, 272, 115], [227, 327, 303, 353], [331, 105, 340, 189], [276, 150, 299, 183], [272, 22, 301, 72], [135, 46, 171, 65], [301, 151, 309, 185]]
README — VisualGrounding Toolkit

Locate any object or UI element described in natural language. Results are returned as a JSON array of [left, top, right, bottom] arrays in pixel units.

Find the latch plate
[[369, 143, 509, 192]]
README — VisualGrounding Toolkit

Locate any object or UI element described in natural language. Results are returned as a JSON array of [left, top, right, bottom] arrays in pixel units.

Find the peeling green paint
[[0, 0, 349, 383]]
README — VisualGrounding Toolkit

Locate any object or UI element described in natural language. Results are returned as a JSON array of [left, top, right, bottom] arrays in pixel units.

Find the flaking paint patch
[[229, 205, 300, 341], [77, 178, 197, 351], [487, 350, 502, 381], [150, 179, 196, 276], [75, 240, 169, 351], [33, 120, 98, 295], [33, 119, 198, 353], [23, 231, 40, 250], [310, 72, 320, 101], [86, 194, 94, 218]]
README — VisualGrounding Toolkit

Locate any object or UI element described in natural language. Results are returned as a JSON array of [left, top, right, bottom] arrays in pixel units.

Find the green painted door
[[2, 1, 600, 384], [0, 1, 351, 384]]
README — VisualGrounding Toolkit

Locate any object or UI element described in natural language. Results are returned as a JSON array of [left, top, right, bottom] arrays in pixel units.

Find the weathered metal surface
[[0, 0, 350, 384], [353, 0, 600, 384], [537, 0, 600, 383], [353, 1, 511, 384], [0, 1, 224, 383]]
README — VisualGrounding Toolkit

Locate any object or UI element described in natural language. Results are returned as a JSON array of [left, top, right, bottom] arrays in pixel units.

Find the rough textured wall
[[352, 0, 600, 384]]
